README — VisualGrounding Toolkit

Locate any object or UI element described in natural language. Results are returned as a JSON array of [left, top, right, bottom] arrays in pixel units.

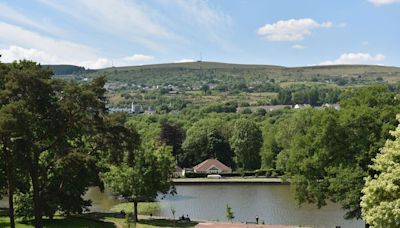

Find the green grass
[[0, 216, 116, 228], [110, 202, 160, 215]]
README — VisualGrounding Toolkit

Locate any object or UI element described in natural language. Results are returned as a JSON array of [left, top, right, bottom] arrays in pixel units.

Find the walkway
[[195, 222, 300, 228]]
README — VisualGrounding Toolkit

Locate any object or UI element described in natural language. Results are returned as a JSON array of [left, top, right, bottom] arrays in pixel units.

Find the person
[[186, 214, 191, 222], [256, 215, 259, 224]]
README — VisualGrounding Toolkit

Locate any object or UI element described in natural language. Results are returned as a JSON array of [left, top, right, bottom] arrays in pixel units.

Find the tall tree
[[0, 61, 108, 227], [180, 118, 232, 167], [159, 121, 185, 159], [0, 101, 28, 228], [102, 142, 175, 222], [230, 119, 263, 170], [361, 115, 400, 227]]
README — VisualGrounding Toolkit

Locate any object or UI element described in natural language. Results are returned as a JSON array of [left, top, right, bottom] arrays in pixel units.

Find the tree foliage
[[361, 115, 400, 227], [159, 121, 185, 158], [268, 85, 400, 219], [102, 142, 175, 222], [230, 119, 262, 170], [180, 118, 232, 167], [0, 61, 109, 227]]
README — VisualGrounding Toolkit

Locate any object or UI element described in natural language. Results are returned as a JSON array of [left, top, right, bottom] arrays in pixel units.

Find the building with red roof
[[192, 159, 232, 174]]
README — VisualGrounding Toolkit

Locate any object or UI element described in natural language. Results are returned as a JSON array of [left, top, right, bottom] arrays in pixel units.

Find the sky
[[0, 0, 399, 69]]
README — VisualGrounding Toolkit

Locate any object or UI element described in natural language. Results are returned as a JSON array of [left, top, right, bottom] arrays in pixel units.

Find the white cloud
[[369, 0, 400, 6], [257, 18, 332, 41], [123, 54, 155, 62], [0, 44, 156, 69], [81, 58, 112, 69], [292, 44, 306, 49], [320, 52, 385, 65], [0, 45, 113, 69], [0, 45, 58, 63], [0, 22, 102, 65], [175, 59, 196, 63], [0, 22, 119, 69]]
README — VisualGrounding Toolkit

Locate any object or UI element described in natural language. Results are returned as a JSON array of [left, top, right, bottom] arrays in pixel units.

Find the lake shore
[[172, 177, 288, 185]]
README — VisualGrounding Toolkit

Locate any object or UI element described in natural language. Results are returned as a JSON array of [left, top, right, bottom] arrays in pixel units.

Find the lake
[[85, 184, 365, 228]]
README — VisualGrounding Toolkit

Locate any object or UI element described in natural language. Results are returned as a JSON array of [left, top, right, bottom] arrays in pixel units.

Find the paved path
[[195, 222, 298, 228]]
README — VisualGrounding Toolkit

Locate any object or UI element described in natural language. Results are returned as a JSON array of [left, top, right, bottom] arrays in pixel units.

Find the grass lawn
[[0, 216, 116, 228], [110, 202, 160, 215]]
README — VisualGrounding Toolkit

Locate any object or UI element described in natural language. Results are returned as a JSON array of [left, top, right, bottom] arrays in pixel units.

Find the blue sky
[[0, 0, 399, 68]]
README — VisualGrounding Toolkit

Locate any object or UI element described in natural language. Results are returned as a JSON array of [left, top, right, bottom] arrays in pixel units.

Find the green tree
[[102, 142, 175, 222], [361, 115, 400, 227], [0, 61, 109, 227], [260, 121, 281, 171], [274, 85, 400, 220], [0, 99, 33, 228], [0, 61, 59, 227], [230, 119, 262, 170], [180, 118, 232, 167], [201, 84, 210, 95], [159, 121, 185, 159]]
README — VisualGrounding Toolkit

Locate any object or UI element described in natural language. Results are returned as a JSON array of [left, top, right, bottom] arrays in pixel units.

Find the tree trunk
[[30, 156, 43, 228], [4, 146, 15, 228], [133, 201, 138, 222], [7, 192, 15, 228]]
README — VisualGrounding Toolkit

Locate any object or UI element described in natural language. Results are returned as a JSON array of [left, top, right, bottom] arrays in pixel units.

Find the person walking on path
[[256, 215, 259, 224]]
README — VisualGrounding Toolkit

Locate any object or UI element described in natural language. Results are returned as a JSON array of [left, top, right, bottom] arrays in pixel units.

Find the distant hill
[[42, 65, 95, 75], [51, 61, 400, 86]]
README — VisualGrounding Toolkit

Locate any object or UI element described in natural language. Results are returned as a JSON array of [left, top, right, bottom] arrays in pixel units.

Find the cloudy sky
[[0, 0, 399, 68]]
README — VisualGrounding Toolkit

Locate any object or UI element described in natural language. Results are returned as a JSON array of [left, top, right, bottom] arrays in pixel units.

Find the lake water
[[86, 184, 365, 228]]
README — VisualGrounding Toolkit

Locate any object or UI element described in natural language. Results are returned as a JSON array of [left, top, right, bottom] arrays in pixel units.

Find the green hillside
[[54, 61, 400, 85], [48, 61, 400, 108]]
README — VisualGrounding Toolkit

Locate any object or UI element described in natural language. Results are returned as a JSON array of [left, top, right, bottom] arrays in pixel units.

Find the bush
[[240, 108, 252, 114], [14, 191, 34, 221]]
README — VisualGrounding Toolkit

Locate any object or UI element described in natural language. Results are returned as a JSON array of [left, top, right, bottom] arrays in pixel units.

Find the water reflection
[[83, 186, 120, 212]]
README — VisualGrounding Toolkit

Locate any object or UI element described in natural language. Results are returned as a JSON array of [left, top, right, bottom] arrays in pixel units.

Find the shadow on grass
[[138, 218, 198, 227], [18, 216, 117, 228], [81, 211, 125, 220]]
